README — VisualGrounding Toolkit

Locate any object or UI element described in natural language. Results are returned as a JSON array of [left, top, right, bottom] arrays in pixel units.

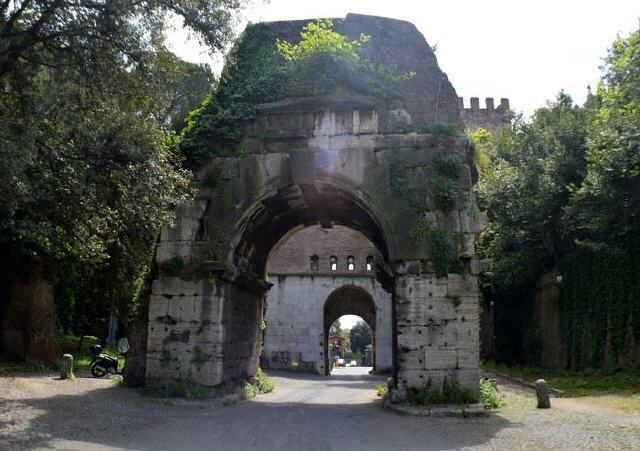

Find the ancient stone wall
[[263, 226, 392, 374], [143, 14, 483, 397], [263, 275, 392, 373], [460, 97, 510, 135], [267, 225, 380, 275], [394, 273, 480, 396]]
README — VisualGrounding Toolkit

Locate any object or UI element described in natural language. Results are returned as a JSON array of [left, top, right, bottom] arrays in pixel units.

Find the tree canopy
[[0, 0, 245, 345], [477, 25, 640, 369]]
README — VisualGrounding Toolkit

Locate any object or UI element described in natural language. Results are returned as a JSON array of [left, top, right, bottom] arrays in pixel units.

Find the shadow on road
[[0, 373, 513, 451]]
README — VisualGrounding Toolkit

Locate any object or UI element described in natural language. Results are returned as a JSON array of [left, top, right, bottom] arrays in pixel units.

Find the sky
[[168, 0, 640, 116]]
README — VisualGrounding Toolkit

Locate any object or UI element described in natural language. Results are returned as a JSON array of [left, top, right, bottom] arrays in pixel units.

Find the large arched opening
[[230, 179, 393, 281], [262, 224, 393, 375], [323, 286, 377, 375]]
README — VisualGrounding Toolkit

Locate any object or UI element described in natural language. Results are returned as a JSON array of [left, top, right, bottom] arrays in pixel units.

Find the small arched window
[[330, 256, 337, 271], [347, 256, 355, 271], [310, 255, 319, 271], [366, 256, 374, 272]]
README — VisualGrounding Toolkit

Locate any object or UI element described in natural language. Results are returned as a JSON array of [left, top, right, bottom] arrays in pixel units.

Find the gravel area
[[1, 367, 639, 450]]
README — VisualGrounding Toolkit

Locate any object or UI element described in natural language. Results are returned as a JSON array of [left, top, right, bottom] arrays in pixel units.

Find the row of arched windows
[[310, 255, 374, 272]]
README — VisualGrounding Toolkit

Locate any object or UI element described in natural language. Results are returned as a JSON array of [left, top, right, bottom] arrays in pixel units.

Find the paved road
[[1, 367, 639, 450]]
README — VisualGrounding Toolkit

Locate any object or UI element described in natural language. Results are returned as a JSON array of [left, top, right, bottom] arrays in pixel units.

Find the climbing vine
[[178, 19, 415, 169], [560, 246, 640, 370]]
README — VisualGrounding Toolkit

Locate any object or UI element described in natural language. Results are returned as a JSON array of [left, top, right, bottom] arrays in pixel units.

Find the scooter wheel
[[90, 362, 108, 378]]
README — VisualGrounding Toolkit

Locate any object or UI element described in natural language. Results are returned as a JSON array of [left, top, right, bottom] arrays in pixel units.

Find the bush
[[241, 381, 257, 400], [255, 367, 274, 393], [479, 377, 505, 409]]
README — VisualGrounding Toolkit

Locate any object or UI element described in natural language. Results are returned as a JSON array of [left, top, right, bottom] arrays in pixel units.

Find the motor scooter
[[89, 338, 129, 378]]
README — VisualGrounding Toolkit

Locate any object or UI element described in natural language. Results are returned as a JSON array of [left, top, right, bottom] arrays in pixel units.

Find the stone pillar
[[535, 379, 551, 408], [146, 276, 264, 387], [393, 272, 480, 399], [60, 354, 74, 379]]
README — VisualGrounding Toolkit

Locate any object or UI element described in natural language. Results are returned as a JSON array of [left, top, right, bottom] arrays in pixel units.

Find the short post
[[535, 379, 550, 408], [60, 354, 75, 380]]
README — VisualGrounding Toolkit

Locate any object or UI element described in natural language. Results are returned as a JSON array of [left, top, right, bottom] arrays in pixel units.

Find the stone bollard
[[60, 354, 75, 380], [535, 379, 550, 408]]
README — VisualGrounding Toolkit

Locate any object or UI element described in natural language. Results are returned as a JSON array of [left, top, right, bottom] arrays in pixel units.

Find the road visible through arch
[[254, 367, 382, 405]]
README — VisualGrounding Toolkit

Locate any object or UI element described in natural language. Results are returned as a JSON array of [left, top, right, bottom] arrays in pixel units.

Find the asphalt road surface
[[1, 366, 639, 450]]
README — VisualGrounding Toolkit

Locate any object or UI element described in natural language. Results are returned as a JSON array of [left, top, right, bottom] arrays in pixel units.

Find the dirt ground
[[1, 367, 639, 450]]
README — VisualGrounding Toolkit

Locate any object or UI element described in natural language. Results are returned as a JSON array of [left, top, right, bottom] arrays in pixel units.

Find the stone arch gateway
[[142, 14, 485, 400], [323, 285, 379, 375]]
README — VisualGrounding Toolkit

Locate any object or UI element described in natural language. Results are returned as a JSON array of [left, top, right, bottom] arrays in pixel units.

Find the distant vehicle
[[336, 358, 345, 367], [350, 360, 357, 367]]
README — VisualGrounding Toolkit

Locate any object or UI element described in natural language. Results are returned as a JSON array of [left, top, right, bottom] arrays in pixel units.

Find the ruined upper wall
[[256, 14, 462, 131], [460, 97, 511, 135]]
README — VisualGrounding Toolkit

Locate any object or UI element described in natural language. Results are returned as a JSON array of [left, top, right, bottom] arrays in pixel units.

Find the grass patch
[[0, 334, 122, 375], [483, 361, 640, 413], [375, 383, 386, 397], [57, 335, 121, 370], [0, 357, 51, 375]]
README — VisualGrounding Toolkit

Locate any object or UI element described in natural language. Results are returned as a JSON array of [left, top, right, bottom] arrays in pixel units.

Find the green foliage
[[241, 381, 258, 400], [406, 383, 479, 406], [468, 128, 493, 175], [178, 19, 414, 169], [430, 228, 456, 277], [349, 320, 372, 355], [560, 247, 640, 370], [479, 378, 504, 409], [276, 19, 369, 97], [329, 319, 341, 337], [429, 177, 459, 212], [484, 361, 640, 398], [419, 122, 458, 137], [0, 1, 242, 349], [478, 26, 640, 370], [476, 92, 589, 288], [375, 383, 386, 396], [255, 367, 275, 393], [430, 154, 464, 179], [567, 28, 640, 247], [179, 23, 288, 168]]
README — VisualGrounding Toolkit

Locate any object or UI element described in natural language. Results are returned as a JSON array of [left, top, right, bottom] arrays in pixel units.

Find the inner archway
[[323, 285, 377, 375], [261, 224, 393, 375], [328, 315, 373, 372]]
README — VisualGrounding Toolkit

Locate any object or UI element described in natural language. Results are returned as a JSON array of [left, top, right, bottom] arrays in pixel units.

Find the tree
[[0, 1, 245, 79], [476, 92, 589, 287], [0, 0, 247, 363], [349, 320, 371, 354], [567, 27, 640, 248], [329, 319, 341, 337]]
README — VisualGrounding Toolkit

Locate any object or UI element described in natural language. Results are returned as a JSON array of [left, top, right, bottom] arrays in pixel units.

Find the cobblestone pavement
[[1, 367, 639, 450]]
